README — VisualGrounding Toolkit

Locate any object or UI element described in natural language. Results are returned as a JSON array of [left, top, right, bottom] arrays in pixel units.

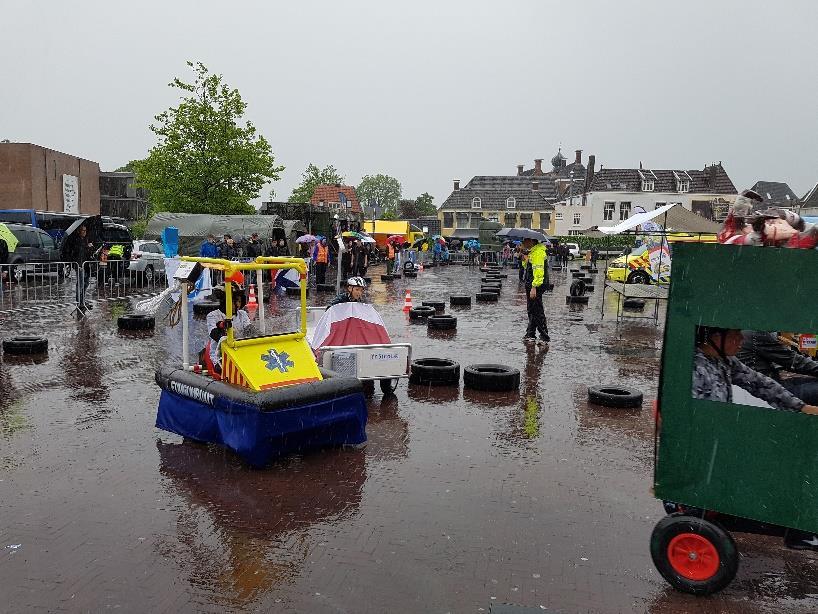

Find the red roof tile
[[310, 184, 362, 213]]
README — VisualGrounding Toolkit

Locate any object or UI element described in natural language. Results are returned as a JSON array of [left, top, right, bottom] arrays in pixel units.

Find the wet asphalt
[[1, 262, 817, 613]]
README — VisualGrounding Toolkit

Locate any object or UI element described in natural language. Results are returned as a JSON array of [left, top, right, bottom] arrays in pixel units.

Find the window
[[555, 212, 563, 220], [471, 197, 481, 209], [603, 201, 615, 221], [40, 233, 55, 250], [573, 213, 581, 225], [520, 214, 532, 229], [641, 179, 654, 192], [619, 202, 631, 221], [505, 196, 516, 209], [567, 230, 582, 236], [456, 212, 469, 228], [540, 212, 551, 228], [678, 180, 689, 193], [443, 212, 454, 228]]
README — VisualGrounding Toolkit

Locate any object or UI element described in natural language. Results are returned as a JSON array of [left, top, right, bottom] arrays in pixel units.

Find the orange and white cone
[[248, 284, 258, 306], [403, 289, 413, 312]]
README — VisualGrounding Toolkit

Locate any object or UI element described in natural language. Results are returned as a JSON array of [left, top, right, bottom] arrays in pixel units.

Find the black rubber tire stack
[[480, 287, 501, 295], [566, 295, 590, 304], [428, 315, 457, 330], [476, 292, 498, 302], [587, 385, 643, 408], [463, 364, 520, 392], [450, 295, 471, 307], [381, 274, 394, 282], [117, 314, 156, 331], [317, 283, 335, 292], [569, 279, 586, 297], [624, 298, 646, 310], [421, 301, 445, 313], [409, 358, 460, 386], [2, 337, 48, 355], [405, 271, 417, 278], [409, 306, 435, 321]]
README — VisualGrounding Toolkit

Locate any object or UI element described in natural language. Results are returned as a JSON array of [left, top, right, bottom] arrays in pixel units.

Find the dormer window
[[471, 197, 482, 209], [639, 170, 656, 192], [505, 196, 516, 209], [678, 179, 689, 193], [641, 179, 655, 192], [674, 171, 691, 193]]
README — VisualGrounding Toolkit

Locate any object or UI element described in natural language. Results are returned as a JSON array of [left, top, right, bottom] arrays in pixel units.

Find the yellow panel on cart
[[221, 338, 323, 391]]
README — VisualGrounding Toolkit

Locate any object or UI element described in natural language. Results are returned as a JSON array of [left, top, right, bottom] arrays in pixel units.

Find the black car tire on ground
[[403, 261, 415, 272], [425, 262, 437, 268], [584, 284, 595, 292], [404, 271, 418, 278], [650, 514, 738, 596], [463, 364, 521, 392], [2, 336, 48, 355], [495, 273, 508, 279], [587, 385, 643, 408], [193, 300, 220, 316], [450, 295, 471, 306], [392, 273, 402, 279], [422, 301, 445, 313], [624, 298, 646, 310], [118, 314, 156, 331], [627, 271, 651, 285], [428, 315, 457, 330], [569, 279, 586, 297], [476, 292, 498, 302], [317, 283, 335, 292], [480, 287, 501, 295], [566, 295, 590, 304], [409, 357, 460, 385], [381, 274, 394, 282], [286, 286, 305, 297], [409, 306, 435, 320]]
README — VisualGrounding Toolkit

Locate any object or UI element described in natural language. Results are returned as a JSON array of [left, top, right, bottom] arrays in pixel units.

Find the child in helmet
[[327, 277, 366, 308]]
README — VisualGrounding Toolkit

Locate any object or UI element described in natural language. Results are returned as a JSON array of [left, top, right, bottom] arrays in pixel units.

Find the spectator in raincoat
[[200, 234, 219, 258], [522, 238, 549, 344]]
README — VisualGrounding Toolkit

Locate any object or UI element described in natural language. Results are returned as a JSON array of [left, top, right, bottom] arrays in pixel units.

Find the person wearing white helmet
[[327, 277, 366, 308]]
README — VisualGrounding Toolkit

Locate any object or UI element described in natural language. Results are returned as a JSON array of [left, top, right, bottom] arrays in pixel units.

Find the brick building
[[0, 142, 100, 214]]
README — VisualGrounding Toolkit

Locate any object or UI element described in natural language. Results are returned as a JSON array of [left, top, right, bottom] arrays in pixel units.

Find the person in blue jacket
[[200, 234, 219, 258]]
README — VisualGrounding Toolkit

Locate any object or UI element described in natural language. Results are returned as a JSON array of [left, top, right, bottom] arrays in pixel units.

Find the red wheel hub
[[667, 533, 720, 581]]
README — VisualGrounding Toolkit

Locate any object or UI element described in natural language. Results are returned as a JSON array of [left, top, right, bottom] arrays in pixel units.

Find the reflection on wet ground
[[1, 264, 816, 612]]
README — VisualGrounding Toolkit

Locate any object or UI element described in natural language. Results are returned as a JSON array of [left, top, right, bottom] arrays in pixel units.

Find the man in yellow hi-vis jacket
[[522, 237, 550, 344]]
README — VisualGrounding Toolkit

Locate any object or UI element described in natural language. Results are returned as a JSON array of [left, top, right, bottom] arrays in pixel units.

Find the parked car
[[128, 240, 166, 283], [566, 242, 581, 259], [4, 223, 67, 279]]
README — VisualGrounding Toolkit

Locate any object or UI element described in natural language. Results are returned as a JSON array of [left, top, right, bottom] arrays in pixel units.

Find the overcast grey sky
[[2, 0, 816, 208]]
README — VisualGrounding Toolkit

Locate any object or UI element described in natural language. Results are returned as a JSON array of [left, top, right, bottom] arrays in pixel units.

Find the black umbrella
[[495, 227, 551, 243], [60, 215, 102, 260]]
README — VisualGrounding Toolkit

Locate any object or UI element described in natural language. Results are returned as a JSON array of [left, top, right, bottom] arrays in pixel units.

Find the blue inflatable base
[[156, 389, 368, 467]]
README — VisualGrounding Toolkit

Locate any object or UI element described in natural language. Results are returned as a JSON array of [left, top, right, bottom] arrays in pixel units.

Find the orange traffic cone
[[248, 284, 258, 306], [403, 289, 413, 312]]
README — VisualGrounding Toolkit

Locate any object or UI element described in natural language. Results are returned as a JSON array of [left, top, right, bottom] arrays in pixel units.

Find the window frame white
[[619, 201, 631, 221], [505, 196, 516, 209], [555, 212, 563, 220], [641, 179, 655, 192], [603, 201, 615, 221], [471, 197, 482, 209], [572, 212, 581, 226]]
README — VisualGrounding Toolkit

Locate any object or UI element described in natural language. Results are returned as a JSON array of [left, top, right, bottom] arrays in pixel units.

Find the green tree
[[114, 160, 142, 173], [289, 164, 345, 204], [134, 61, 283, 215], [415, 192, 436, 216], [356, 174, 401, 217]]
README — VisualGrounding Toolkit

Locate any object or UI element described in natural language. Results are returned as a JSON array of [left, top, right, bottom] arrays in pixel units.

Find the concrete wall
[[552, 191, 736, 235], [0, 143, 100, 214]]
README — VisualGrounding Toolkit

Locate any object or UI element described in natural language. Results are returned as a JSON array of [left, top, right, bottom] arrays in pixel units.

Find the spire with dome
[[551, 148, 566, 170]]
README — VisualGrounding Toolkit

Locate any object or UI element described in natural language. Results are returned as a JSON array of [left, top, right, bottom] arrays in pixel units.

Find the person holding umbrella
[[61, 220, 97, 313]]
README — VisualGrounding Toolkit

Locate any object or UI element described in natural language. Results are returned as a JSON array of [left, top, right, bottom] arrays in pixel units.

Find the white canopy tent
[[595, 203, 721, 235]]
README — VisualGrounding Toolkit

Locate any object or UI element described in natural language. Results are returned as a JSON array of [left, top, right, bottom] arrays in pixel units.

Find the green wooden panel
[[655, 243, 818, 532]]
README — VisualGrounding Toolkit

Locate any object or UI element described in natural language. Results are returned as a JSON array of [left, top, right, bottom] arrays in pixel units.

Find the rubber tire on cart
[[409, 358, 460, 385], [450, 295, 471, 306], [381, 274, 394, 282], [476, 292, 498, 302], [463, 364, 520, 392], [566, 295, 590, 304], [624, 298, 646, 310], [117, 314, 156, 331], [317, 283, 335, 292], [650, 514, 738, 596], [588, 385, 643, 408], [409, 306, 435, 320], [405, 271, 417, 278], [627, 270, 651, 285], [428, 315, 457, 330], [569, 279, 586, 297], [2, 336, 48, 355], [422, 301, 445, 313], [193, 300, 220, 316]]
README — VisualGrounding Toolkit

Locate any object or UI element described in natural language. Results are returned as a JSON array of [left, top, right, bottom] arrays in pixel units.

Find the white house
[[552, 162, 737, 235]]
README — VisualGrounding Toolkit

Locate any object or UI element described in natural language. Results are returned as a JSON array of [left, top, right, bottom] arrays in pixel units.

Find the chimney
[[517, 164, 524, 176], [453, 179, 460, 191], [575, 149, 582, 165], [534, 159, 543, 176], [532, 180, 540, 191], [583, 155, 596, 197]]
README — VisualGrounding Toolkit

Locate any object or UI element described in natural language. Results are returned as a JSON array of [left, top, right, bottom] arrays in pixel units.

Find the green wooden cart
[[651, 243, 818, 594]]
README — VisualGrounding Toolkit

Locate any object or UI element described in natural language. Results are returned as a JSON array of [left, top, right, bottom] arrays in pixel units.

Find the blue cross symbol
[[261, 349, 295, 373]]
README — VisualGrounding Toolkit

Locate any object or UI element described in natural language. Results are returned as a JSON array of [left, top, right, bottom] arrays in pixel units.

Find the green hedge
[[553, 235, 635, 250]]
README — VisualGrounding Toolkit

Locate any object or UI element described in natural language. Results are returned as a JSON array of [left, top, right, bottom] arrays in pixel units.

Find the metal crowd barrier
[[0, 259, 166, 313]]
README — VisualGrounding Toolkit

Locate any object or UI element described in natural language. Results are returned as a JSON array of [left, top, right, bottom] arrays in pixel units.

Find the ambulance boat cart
[[154, 256, 367, 467]]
